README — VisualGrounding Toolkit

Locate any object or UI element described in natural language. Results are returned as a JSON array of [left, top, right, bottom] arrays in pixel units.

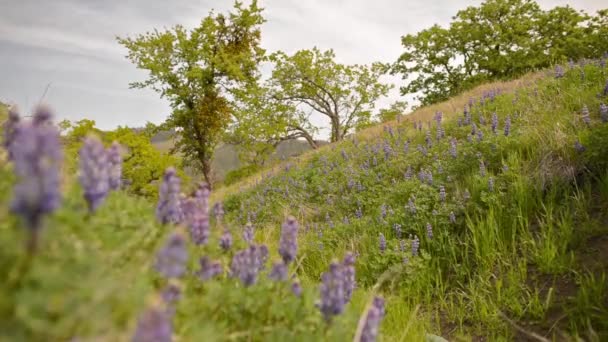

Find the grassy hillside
[[0, 61, 607, 341], [219, 61, 608, 340]]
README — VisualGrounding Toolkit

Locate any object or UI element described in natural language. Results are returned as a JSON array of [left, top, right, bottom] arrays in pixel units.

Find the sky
[[0, 0, 605, 137]]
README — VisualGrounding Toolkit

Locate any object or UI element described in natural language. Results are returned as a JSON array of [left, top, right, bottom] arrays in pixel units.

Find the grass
[[0, 61, 607, 341]]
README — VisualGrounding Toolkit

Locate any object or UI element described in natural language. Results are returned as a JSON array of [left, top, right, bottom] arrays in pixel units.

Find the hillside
[[0, 61, 607, 341], [151, 133, 315, 181]]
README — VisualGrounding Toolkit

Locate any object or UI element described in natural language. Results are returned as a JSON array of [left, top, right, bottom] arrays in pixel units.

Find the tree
[[117, 1, 265, 185], [392, 0, 608, 106], [377, 101, 409, 123], [269, 48, 392, 144]]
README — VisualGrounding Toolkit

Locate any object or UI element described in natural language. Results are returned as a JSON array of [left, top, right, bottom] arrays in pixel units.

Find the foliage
[[393, 0, 608, 105], [377, 101, 409, 123], [224, 164, 261, 186], [269, 47, 392, 144], [117, 0, 265, 185]]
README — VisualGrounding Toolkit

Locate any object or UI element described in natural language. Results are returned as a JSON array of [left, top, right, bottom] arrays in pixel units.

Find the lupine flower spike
[[10, 106, 63, 251], [132, 306, 172, 342], [79, 135, 110, 213], [318, 261, 346, 322], [107, 141, 122, 190], [357, 296, 386, 342], [155, 233, 188, 279], [279, 216, 299, 264], [156, 167, 183, 225]]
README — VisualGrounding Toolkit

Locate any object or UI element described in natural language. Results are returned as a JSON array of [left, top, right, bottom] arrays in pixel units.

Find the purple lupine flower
[[343, 252, 356, 302], [292, 281, 303, 297], [132, 307, 172, 342], [156, 168, 183, 225], [471, 123, 477, 136], [603, 80, 608, 96], [393, 223, 402, 239], [411, 235, 420, 257], [243, 222, 254, 245], [155, 233, 188, 278], [425, 130, 432, 147], [230, 244, 269, 287], [492, 112, 498, 134], [403, 140, 410, 154], [279, 216, 299, 264], [359, 296, 385, 342], [417, 120, 422, 131], [269, 261, 288, 281], [479, 160, 486, 177], [449, 211, 456, 224], [355, 207, 363, 219], [574, 140, 586, 153], [379, 233, 386, 253], [383, 142, 392, 160], [161, 284, 181, 307], [439, 186, 446, 202], [488, 177, 495, 192], [10, 107, 63, 244], [477, 129, 484, 142], [600, 103, 608, 123], [581, 105, 591, 126], [426, 223, 433, 239], [449, 138, 457, 158], [408, 196, 416, 214], [427, 171, 433, 185], [196, 256, 223, 281], [555, 65, 565, 78], [463, 189, 471, 201], [404, 166, 412, 180], [220, 229, 232, 251], [79, 135, 110, 212], [318, 261, 346, 321], [2, 106, 20, 159], [504, 116, 511, 136], [434, 111, 443, 124], [457, 117, 463, 127], [479, 114, 486, 125], [107, 141, 122, 190], [379, 204, 387, 220], [189, 211, 210, 245], [438, 124, 445, 140]]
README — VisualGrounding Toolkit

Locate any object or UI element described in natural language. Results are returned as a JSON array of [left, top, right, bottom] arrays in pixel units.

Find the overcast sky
[[0, 0, 605, 135]]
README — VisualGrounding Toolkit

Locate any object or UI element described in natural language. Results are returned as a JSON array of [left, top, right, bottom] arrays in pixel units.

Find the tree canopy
[[117, 1, 265, 184], [393, 0, 608, 106]]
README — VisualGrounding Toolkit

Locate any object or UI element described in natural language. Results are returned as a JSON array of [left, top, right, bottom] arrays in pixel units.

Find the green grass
[[1, 62, 607, 341]]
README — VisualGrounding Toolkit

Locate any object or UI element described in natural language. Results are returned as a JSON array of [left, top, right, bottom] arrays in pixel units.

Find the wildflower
[[243, 222, 254, 245], [449, 211, 456, 224], [132, 307, 172, 342], [555, 65, 565, 78], [479, 160, 486, 177], [279, 216, 299, 264], [477, 129, 484, 141], [230, 244, 269, 287], [269, 261, 288, 281], [292, 281, 303, 297], [491, 113, 498, 131], [488, 177, 495, 192], [439, 186, 446, 202], [600, 103, 608, 123], [355, 207, 363, 219], [10, 107, 62, 248], [403, 140, 410, 154], [318, 261, 346, 321], [393, 223, 402, 239], [220, 229, 232, 251], [359, 296, 385, 342], [343, 252, 356, 302], [574, 140, 586, 153], [411, 235, 420, 257], [197, 256, 222, 281], [189, 212, 210, 245], [436, 124, 444, 140], [156, 168, 183, 225], [581, 105, 591, 126], [213, 202, 225, 223], [379, 233, 386, 253], [155, 233, 188, 279], [408, 196, 416, 214], [404, 166, 412, 179], [504, 115, 511, 136], [426, 223, 433, 239], [425, 130, 432, 147], [161, 284, 181, 308], [107, 141, 122, 190], [449, 138, 457, 158]]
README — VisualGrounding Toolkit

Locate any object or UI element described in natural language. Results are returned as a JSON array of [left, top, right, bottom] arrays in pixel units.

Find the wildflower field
[[1, 61, 608, 341]]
